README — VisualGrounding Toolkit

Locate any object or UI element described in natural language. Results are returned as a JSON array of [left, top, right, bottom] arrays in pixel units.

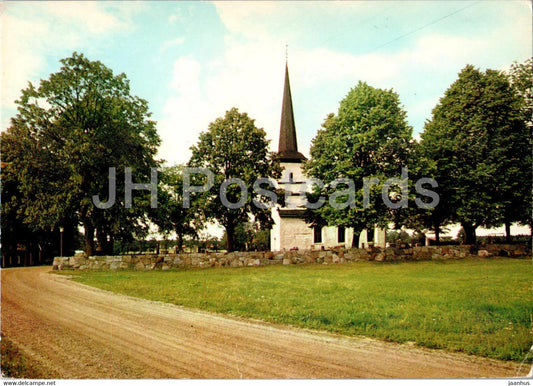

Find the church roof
[[278, 63, 306, 163]]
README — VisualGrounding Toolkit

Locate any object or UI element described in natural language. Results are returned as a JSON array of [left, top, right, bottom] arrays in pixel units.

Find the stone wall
[[52, 243, 530, 271]]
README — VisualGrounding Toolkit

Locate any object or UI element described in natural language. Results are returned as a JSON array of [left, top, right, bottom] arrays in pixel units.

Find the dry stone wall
[[52, 244, 530, 271]]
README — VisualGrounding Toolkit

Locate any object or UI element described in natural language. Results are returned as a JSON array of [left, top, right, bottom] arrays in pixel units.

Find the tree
[[188, 108, 282, 252], [220, 221, 271, 251], [504, 58, 533, 239], [508, 58, 532, 120], [0, 159, 82, 266], [395, 140, 451, 244], [420, 65, 529, 244], [150, 165, 201, 252], [1, 52, 160, 257], [304, 82, 413, 247], [220, 222, 251, 251]]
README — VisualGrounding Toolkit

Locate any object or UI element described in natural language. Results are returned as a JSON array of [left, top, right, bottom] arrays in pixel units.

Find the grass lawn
[[60, 258, 532, 361], [1, 334, 49, 378]]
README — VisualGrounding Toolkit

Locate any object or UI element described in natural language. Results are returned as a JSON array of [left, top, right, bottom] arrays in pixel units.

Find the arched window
[[337, 226, 345, 243], [313, 226, 322, 243], [367, 228, 375, 242]]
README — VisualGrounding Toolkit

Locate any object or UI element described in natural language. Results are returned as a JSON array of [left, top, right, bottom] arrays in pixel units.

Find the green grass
[[59, 258, 533, 361], [1, 334, 47, 378]]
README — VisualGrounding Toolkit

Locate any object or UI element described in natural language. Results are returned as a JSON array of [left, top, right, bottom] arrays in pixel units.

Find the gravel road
[[1, 266, 525, 378]]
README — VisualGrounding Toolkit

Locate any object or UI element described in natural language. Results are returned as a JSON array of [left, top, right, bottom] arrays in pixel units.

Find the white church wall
[[278, 161, 307, 209], [320, 226, 353, 249], [276, 216, 314, 251], [358, 228, 386, 248], [280, 162, 306, 184], [270, 208, 282, 252]]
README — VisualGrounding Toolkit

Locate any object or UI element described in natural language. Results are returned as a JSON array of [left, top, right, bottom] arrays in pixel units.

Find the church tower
[[270, 61, 315, 251], [278, 63, 306, 164], [270, 59, 386, 251]]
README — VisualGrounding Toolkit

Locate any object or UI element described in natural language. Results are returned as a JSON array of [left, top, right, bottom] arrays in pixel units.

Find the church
[[270, 62, 386, 251]]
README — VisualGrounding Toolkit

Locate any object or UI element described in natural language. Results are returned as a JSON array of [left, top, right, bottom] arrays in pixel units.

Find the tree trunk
[[107, 235, 114, 255], [84, 220, 95, 257], [435, 226, 440, 245], [461, 222, 477, 245], [226, 223, 236, 252], [29, 242, 33, 265], [96, 227, 106, 256], [504, 221, 512, 243], [351, 231, 360, 249], [177, 233, 184, 253]]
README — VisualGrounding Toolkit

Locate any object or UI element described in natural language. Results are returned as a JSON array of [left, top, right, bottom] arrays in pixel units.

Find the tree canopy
[[419, 64, 530, 244], [1, 52, 161, 258], [304, 81, 414, 246], [150, 165, 201, 252], [187, 108, 282, 252]]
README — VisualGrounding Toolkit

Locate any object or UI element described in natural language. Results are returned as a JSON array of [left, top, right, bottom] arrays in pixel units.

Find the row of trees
[[1, 53, 282, 263], [1, 53, 531, 265], [305, 61, 532, 246], [418, 63, 531, 244]]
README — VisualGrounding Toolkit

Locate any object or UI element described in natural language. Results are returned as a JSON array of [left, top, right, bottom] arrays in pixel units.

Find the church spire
[[278, 59, 306, 162]]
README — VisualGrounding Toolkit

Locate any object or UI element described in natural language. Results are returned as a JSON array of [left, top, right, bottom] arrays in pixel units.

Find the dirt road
[[1, 266, 526, 378]]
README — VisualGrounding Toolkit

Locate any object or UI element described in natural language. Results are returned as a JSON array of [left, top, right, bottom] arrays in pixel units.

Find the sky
[[1, 1, 532, 167]]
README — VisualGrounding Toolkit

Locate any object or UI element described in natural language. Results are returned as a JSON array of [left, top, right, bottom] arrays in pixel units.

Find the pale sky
[[2, 1, 532, 166]]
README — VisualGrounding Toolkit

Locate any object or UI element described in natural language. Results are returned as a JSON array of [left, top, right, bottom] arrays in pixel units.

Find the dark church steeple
[[278, 61, 306, 163]]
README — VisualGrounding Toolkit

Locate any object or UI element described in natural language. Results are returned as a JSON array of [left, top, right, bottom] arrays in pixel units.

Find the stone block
[[110, 261, 121, 270], [305, 255, 316, 264], [478, 249, 490, 257], [283, 258, 291, 265]]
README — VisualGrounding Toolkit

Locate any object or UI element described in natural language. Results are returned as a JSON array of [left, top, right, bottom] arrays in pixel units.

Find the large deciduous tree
[[304, 82, 413, 247], [504, 58, 533, 237], [188, 108, 282, 252], [150, 165, 201, 252], [1, 52, 160, 258], [420, 64, 530, 244]]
